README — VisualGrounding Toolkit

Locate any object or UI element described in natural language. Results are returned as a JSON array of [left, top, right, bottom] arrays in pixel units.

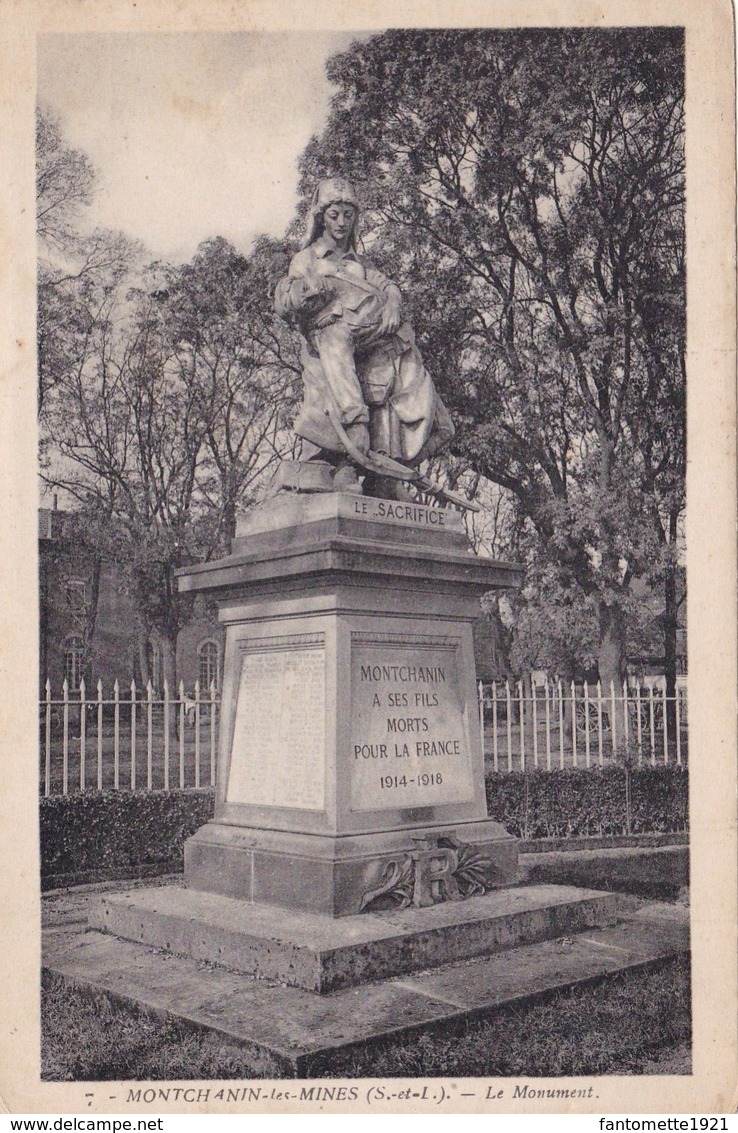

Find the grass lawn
[[42, 955, 691, 1081]]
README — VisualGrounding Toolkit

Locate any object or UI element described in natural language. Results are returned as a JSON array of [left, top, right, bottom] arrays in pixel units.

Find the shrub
[[40, 789, 215, 885], [39, 766, 688, 886], [485, 766, 688, 839]]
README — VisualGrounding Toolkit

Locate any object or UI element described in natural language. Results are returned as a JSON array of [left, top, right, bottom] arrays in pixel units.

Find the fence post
[[194, 679, 201, 789], [492, 681, 499, 773], [544, 680, 552, 771], [62, 677, 69, 796], [570, 681, 578, 768], [532, 682, 539, 769], [130, 679, 137, 791], [622, 679, 630, 755], [478, 681, 485, 763], [517, 680, 525, 771], [96, 680, 103, 790], [79, 678, 86, 792], [44, 679, 51, 798], [635, 681, 643, 766], [505, 680, 513, 772], [649, 684, 656, 766], [210, 680, 217, 787], [557, 680, 565, 770], [662, 681, 669, 764], [179, 681, 186, 789], [163, 678, 170, 790], [583, 681, 591, 768], [146, 681, 153, 790], [596, 681, 604, 767], [610, 680, 618, 758], [113, 679, 120, 789], [676, 684, 682, 766]]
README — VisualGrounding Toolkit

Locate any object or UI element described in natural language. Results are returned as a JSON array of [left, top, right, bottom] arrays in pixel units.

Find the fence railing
[[41, 678, 219, 798], [478, 678, 688, 772], [40, 674, 687, 797]]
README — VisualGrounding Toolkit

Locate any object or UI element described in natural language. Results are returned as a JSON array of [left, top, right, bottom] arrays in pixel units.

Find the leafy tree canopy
[[298, 27, 685, 685]]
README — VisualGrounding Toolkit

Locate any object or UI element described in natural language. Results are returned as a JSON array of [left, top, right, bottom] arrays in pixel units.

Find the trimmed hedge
[[40, 766, 688, 886], [521, 845, 690, 900], [485, 766, 689, 839], [40, 789, 215, 889]]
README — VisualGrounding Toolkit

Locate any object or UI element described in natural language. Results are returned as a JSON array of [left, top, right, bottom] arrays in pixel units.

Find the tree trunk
[[161, 633, 177, 697], [222, 494, 238, 546], [598, 599, 626, 754], [482, 597, 516, 682], [85, 554, 103, 645], [663, 569, 678, 761], [160, 631, 179, 739], [662, 509, 682, 759], [598, 599, 626, 690], [137, 620, 151, 688]]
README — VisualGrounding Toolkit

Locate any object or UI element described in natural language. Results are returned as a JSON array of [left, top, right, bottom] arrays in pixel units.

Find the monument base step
[[44, 895, 689, 1078], [183, 818, 518, 917], [89, 882, 625, 993]]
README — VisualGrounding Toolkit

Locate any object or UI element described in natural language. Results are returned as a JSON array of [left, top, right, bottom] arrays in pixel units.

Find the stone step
[[89, 883, 626, 993], [44, 900, 689, 1079]]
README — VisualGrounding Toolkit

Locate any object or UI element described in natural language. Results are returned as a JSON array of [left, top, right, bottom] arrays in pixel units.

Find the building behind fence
[[40, 675, 687, 797]]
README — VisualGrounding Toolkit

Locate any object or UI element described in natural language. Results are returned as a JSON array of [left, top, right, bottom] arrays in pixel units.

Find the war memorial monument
[[68, 180, 688, 1073]]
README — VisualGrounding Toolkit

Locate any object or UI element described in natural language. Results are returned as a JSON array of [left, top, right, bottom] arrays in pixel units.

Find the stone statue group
[[274, 177, 472, 509]]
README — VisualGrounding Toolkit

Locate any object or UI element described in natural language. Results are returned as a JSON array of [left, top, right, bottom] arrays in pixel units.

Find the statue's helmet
[[301, 177, 360, 250]]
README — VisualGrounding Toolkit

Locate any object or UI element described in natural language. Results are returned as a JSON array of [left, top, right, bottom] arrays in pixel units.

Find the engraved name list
[[227, 645, 326, 810]]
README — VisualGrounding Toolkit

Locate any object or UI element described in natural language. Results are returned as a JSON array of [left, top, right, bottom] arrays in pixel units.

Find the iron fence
[[478, 678, 688, 771], [41, 678, 219, 797], [40, 674, 687, 796]]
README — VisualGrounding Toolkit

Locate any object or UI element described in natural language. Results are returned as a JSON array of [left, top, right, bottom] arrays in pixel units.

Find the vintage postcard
[[0, 0, 736, 1117]]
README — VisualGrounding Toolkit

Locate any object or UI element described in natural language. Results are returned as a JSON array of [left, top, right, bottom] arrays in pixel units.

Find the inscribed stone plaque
[[226, 646, 325, 810], [350, 642, 475, 811], [345, 495, 461, 532]]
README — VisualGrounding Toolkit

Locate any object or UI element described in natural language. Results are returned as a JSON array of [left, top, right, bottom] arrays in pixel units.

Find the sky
[[37, 31, 367, 264]]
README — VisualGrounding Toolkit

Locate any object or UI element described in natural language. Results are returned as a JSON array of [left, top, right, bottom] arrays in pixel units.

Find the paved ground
[[42, 875, 690, 1078]]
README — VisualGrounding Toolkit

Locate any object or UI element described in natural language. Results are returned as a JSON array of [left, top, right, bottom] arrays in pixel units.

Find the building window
[[198, 640, 220, 692], [64, 635, 85, 691]]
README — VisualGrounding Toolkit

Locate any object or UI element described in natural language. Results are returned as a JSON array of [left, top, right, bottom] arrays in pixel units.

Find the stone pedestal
[[75, 493, 689, 1072], [177, 492, 522, 917]]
